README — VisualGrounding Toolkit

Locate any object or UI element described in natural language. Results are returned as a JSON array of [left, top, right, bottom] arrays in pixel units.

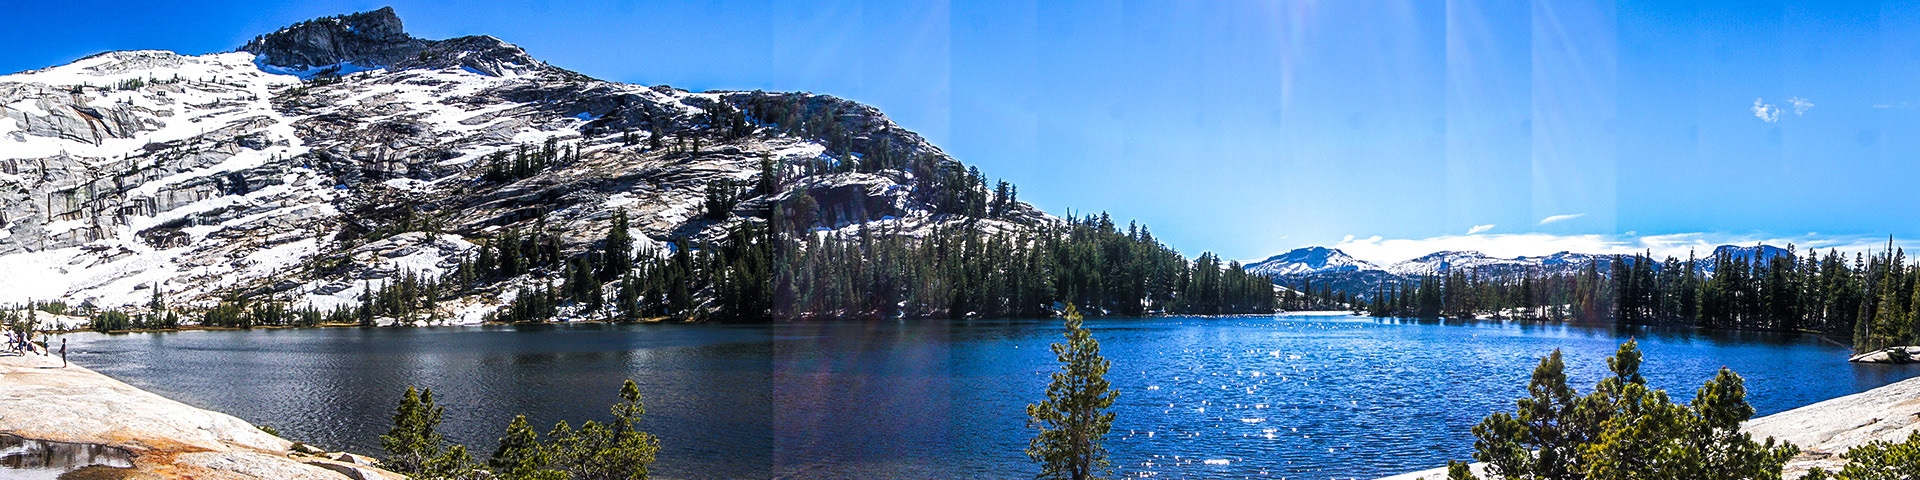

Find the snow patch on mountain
[[1384, 250, 1610, 277], [1247, 242, 1800, 301], [1245, 246, 1383, 277], [0, 7, 1054, 321], [0, 48, 585, 307]]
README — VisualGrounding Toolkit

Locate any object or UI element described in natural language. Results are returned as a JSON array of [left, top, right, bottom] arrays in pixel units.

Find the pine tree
[[617, 272, 641, 321], [600, 380, 660, 479], [1467, 349, 1581, 479], [423, 444, 481, 480], [359, 281, 377, 326], [757, 157, 780, 196], [500, 228, 523, 277], [382, 386, 447, 475], [1802, 431, 1920, 480], [490, 415, 564, 480], [602, 209, 633, 281], [1026, 305, 1119, 480], [1452, 340, 1796, 479], [536, 381, 659, 480]]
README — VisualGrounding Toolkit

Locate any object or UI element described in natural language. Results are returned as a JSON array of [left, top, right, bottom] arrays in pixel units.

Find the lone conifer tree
[[382, 386, 446, 475], [1027, 304, 1119, 480]]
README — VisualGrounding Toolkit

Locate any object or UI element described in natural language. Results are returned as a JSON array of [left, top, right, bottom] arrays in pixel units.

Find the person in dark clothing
[[59, 337, 67, 368]]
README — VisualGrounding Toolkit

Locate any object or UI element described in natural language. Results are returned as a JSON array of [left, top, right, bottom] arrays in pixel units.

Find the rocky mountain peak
[[1244, 242, 1803, 301], [240, 7, 417, 70], [1409, 250, 1488, 261], [324, 6, 409, 41], [1247, 246, 1379, 277], [0, 6, 1037, 310], [239, 6, 544, 77]]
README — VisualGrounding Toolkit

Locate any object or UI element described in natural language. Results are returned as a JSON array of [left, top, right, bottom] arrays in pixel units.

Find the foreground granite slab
[[0, 352, 404, 479]]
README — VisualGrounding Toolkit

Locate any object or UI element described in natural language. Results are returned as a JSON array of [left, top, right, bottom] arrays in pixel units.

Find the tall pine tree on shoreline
[[1027, 304, 1119, 480]]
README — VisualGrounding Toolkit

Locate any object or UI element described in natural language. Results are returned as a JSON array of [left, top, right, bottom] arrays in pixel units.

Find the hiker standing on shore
[[60, 337, 68, 368]]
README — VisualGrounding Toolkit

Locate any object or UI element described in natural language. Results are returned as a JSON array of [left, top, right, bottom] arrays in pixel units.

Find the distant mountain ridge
[[1246, 243, 1800, 299], [1705, 244, 1793, 268], [1245, 246, 1380, 277]]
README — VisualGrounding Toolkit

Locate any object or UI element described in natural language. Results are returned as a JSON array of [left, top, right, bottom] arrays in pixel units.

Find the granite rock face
[[239, 7, 422, 71], [1745, 373, 1920, 477], [0, 7, 1043, 318], [0, 354, 404, 479], [0, 83, 159, 145], [1848, 346, 1920, 364], [391, 34, 548, 77], [239, 7, 544, 77]]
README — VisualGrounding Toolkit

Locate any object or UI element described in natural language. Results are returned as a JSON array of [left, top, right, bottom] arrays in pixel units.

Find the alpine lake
[[61, 314, 1920, 479]]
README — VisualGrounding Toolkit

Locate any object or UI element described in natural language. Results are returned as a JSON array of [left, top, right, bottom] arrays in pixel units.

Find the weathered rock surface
[[239, 7, 422, 72], [0, 84, 158, 144], [1848, 346, 1920, 364], [302, 457, 407, 480], [1745, 373, 1920, 477], [0, 353, 402, 479], [239, 6, 544, 77]]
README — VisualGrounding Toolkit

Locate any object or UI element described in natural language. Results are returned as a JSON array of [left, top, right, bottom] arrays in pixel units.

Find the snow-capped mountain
[[1385, 251, 1510, 277], [1245, 246, 1381, 277], [0, 7, 1041, 318], [1699, 244, 1793, 273], [1247, 244, 1795, 299], [1533, 251, 1613, 271], [1244, 247, 1398, 300], [1385, 250, 1611, 277]]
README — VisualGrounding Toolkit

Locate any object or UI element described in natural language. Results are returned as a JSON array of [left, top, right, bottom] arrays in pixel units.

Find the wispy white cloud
[[1874, 102, 1912, 109], [1331, 232, 1918, 265], [1538, 213, 1586, 225], [1466, 224, 1495, 235], [1752, 98, 1781, 123], [1788, 97, 1815, 115]]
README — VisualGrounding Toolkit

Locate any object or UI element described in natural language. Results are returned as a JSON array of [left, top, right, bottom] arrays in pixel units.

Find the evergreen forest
[[1361, 242, 1920, 353]]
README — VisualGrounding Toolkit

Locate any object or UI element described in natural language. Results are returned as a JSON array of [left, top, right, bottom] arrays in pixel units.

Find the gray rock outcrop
[[0, 354, 405, 479], [239, 7, 545, 77], [0, 84, 159, 145], [1848, 346, 1920, 364]]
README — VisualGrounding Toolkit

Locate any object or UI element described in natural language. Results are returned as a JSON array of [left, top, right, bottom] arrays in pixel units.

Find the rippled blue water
[[61, 315, 1920, 479]]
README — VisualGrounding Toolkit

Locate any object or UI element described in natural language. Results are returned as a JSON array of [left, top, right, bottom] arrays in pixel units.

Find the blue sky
[[6, 0, 1919, 263]]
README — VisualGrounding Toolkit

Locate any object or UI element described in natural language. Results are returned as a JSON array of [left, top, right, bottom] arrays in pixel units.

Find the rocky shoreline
[[1848, 346, 1920, 364], [1377, 373, 1920, 479], [0, 353, 403, 480]]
